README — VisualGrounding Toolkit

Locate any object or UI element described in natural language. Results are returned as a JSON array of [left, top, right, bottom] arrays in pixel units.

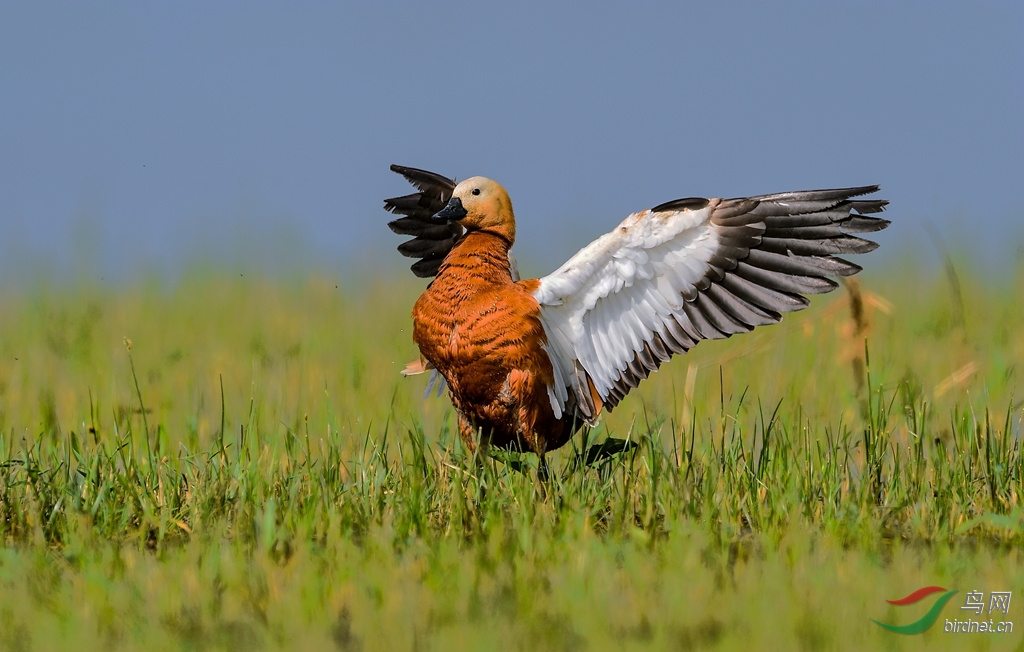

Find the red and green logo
[[872, 586, 959, 634]]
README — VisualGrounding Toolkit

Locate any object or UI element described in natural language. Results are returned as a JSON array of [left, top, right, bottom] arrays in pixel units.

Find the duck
[[385, 164, 888, 465]]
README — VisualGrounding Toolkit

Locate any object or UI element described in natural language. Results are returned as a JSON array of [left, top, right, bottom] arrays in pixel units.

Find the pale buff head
[[434, 176, 516, 244]]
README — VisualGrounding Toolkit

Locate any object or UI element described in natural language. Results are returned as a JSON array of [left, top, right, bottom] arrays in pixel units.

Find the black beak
[[433, 197, 467, 221]]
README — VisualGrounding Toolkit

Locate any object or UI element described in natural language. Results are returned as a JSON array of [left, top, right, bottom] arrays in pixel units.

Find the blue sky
[[1, 2, 1021, 283]]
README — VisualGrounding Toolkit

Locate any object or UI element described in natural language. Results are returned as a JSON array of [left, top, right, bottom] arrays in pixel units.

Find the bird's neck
[[438, 231, 515, 285]]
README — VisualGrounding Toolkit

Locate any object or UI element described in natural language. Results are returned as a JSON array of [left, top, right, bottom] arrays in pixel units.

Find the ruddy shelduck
[[386, 165, 889, 464]]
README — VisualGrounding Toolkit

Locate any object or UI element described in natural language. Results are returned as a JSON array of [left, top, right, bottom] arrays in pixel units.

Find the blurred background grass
[[1, 256, 1019, 456], [0, 256, 1021, 650]]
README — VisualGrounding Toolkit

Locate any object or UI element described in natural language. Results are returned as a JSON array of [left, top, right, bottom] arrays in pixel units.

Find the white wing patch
[[533, 204, 719, 416]]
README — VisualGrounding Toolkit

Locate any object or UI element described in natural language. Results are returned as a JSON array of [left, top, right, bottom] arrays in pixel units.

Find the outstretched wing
[[532, 186, 889, 421], [384, 164, 462, 278]]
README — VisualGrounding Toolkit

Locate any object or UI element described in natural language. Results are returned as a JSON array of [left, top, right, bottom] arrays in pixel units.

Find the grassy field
[[0, 258, 1021, 651]]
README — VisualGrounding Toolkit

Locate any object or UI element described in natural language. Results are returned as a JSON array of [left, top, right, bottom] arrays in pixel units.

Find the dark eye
[[472, 188, 481, 196]]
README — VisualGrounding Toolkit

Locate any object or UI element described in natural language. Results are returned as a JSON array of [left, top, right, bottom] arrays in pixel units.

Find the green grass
[[0, 260, 1021, 651]]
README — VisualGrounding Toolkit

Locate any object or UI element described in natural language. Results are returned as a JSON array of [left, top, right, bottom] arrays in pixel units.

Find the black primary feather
[[384, 164, 463, 278]]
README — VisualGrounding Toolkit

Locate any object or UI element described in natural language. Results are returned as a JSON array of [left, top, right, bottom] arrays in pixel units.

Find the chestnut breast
[[411, 232, 553, 415]]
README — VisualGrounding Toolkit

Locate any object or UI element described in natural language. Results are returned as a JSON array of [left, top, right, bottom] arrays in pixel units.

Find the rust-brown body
[[412, 231, 575, 453]]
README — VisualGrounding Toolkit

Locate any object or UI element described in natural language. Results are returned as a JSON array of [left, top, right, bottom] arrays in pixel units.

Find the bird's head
[[433, 176, 515, 244]]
